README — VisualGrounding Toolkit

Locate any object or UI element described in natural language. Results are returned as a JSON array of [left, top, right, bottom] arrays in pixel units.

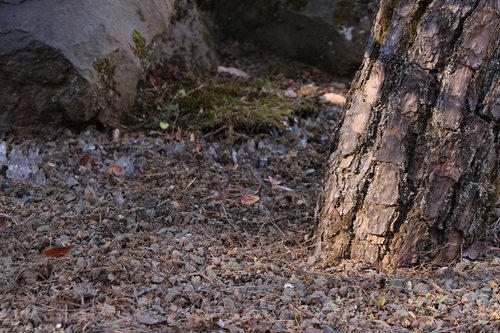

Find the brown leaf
[[78, 154, 92, 166], [264, 176, 282, 186], [108, 165, 123, 176], [39, 245, 75, 258], [175, 127, 182, 141], [320, 93, 347, 105], [463, 241, 491, 260], [241, 194, 259, 205], [0, 213, 11, 221]]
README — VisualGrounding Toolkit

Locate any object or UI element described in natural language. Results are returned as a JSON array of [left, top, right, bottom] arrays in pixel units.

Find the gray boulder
[[209, 0, 379, 77], [0, 0, 218, 126]]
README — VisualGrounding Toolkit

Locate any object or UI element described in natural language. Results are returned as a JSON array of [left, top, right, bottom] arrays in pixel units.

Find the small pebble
[[413, 282, 429, 294], [314, 277, 328, 287], [130, 260, 141, 266], [151, 275, 164, 284], [172, 250, 182, 259]]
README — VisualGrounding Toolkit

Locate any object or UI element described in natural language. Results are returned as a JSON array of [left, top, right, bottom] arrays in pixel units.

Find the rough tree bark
[[314, 0, 500, 267]]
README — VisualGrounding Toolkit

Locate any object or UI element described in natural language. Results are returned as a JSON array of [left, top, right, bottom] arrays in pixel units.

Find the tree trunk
[[314, 0, 500, 267]]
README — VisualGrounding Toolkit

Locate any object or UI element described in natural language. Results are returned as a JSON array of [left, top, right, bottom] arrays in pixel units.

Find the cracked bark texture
[[315, 0, 500, 267]]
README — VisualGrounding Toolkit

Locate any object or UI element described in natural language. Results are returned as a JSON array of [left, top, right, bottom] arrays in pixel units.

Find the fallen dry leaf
[[264, 176, 282, 186], [320, 92, 346, 105], [241, 194, 260, 205], [78, 154, 92, 166], [0, 213, 11, 221], [39, 245, 75, 258], [217, 66, 250, 79], [175, 127, 182, 141], [108, 165, 123, 176], [463, 241, 491, 260]]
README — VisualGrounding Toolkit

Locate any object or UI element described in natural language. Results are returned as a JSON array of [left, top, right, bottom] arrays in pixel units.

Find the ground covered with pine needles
[[1, 43, 500, 333]]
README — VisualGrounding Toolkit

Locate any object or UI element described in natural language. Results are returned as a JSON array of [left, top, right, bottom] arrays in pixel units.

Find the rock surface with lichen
[[0, 0, 219, 127]]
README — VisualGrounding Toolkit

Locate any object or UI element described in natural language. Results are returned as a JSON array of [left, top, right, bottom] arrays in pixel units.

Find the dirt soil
[[1, 44, 500, 333]]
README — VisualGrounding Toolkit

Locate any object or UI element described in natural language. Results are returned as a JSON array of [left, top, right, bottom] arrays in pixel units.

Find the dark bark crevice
[[316, 0, 500, 267], [444, 0, 480, 62], [406, 0, 433, 49]]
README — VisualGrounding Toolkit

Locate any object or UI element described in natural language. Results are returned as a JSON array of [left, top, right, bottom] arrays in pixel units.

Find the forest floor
[[1, 43, 500, 333]]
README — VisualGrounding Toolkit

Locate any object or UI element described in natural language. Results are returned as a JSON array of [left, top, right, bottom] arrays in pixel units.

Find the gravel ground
[[1, 47, 500, 333]]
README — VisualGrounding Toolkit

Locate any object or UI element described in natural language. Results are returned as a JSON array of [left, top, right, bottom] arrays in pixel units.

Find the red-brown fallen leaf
[[0, 213, 11, 221], [78, 154, 92, 166], [108, 165, 123, 176], [241, 194, 260, 205], [39, 245, 75, 258], [0, 226, 9, 232]]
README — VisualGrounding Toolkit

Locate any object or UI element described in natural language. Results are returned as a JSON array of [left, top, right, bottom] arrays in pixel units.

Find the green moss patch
[[93, 58, 117, 92], [132, 67, 323, 140], [132, 29, 147, 60]]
